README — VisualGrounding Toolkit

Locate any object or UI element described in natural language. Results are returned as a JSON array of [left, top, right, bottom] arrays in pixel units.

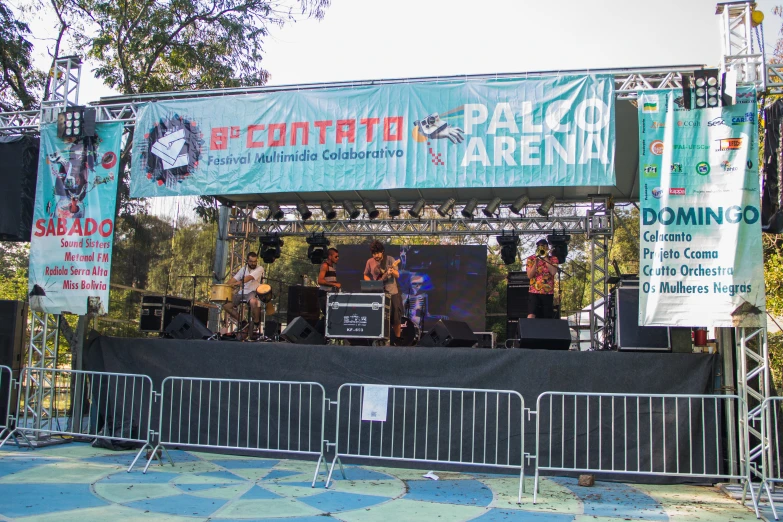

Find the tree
[[0, 3, 45, 111]]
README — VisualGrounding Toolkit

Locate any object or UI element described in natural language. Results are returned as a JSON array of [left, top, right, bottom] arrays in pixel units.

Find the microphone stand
[[177, 274, 211, 335]]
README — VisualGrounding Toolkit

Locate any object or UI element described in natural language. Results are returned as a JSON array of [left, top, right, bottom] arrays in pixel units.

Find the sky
[[17, 0, 782, 103]]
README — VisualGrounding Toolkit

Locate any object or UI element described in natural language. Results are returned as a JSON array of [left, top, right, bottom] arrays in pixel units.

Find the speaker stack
[[287, 286, 320, 325], [506, 271, 529, 343], [0, 301, 28, 423]]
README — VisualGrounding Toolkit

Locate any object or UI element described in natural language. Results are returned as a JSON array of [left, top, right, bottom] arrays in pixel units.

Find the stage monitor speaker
[[281, 317, 324, 345], [517, 318, 571, 350], [287, 286, 320, 324], [615, 287, 670, 352], [0, 136, 39, 241], [164, 313, 212, 340], [507, 271, 529, 319], [418, 320, 478, 348]]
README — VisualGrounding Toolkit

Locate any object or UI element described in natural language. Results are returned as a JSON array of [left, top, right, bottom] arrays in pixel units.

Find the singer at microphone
[[526, 238, 559, 319]]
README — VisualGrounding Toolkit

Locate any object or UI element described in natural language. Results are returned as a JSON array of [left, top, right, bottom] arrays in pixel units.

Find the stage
[[86, 336, 718, 403]]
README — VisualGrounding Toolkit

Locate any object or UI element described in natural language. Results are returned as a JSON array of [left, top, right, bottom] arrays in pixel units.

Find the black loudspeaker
[[281, 317, 324, 345], [517, 318, 571, 350], [0, 301, 26, 425], [0, 136, 39, 241], [507, 272, 529, 319], [287, 286, 320, 324], [264, 319, 280, 337], [418, 320, 478, 348], [615, 286, 670, 352], [164, 313, 212, 340]]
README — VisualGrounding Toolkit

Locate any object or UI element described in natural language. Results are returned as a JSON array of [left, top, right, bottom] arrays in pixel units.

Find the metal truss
[[736, 326, 769, 498], [587, 196, 612, 351], [23, 312, 61, 438], [228, 215, 587, 238], [718, 2, 766, 92], [40, 56, 83, 124]]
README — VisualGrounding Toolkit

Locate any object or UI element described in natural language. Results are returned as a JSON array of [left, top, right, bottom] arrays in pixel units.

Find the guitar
[[379, 258, 402, 280]]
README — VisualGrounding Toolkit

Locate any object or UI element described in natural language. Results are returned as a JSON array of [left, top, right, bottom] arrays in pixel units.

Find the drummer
[[224, 251, 265, 331]]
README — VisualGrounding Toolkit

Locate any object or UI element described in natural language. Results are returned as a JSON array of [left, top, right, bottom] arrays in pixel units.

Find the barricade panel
[[327, 384, 526, 499], [533, 392, 743, 503], [755, 396, 783, 518], [0, 365, 13, 433]]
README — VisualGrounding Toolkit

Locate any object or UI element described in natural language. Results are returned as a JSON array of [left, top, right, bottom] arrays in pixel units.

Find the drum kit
[[209, 282, 277, 340]]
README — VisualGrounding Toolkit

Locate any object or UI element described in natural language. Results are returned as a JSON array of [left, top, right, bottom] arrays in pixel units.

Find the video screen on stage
[[335, 244, 487, 333]]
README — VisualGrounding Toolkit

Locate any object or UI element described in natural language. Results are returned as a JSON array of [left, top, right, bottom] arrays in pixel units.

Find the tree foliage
[[0, 3, 45, 111]]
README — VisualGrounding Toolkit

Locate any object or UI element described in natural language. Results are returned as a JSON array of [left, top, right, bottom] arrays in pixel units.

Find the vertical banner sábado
[[28, 122, 123, 315], [637, 90, 764, 327]]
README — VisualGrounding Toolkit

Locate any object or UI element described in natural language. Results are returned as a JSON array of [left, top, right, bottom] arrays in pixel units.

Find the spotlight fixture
[[259, 233, 284, 264], [362, 198, 379, 220], [461, 198, 478, 218], [296, 202, 312, 221], [388, 197, 401, 218], [693, 69, 720, 109], [320, 201, 337, 220], [546, 232, 571, 262], [437, 198, 456, 217], [56, 106, 96, 139], [509, 195, 529, 215], [537, 195, 556, 217], [267, 201, 284, 220], [409, 198, 426, 218], [496, 231, 520, 265], [343, 200, 360, 219], [306, 233, 331, 265], [482, 197, 502, 217]]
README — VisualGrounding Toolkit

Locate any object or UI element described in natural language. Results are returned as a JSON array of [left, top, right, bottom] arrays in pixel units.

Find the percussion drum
[[397, 316, 421, 346], [256, 284, 273, 302], [265, 301, 276, 315], [210, 284, 233, 303]]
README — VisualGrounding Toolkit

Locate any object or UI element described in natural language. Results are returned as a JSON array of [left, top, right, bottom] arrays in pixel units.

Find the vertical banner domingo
[[28, 122, 123, 315], [637, 90, 764, 327]]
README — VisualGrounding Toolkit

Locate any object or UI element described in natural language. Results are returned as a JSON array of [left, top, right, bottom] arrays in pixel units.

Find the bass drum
[[396, 316, 420, 347]]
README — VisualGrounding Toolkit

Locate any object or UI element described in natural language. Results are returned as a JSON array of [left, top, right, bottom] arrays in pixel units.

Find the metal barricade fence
[[0, 368, 155, 471], [147, 376, 328, 485], [755, 397, 783, 519], [326, 384, 527, 502], [533, 392, 744, 503], [0, 365, 14, 435]]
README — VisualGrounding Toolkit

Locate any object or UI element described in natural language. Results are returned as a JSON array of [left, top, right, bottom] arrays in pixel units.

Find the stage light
[[461, 198, 478, 218], [537, 195, 556, 217], [694, 69, 720, 109], [343, 200, 360, 219], [267, 201, 284, 220], [56, 106, 96, 139], [306, 233, 331, 265], [546, 232, 571, 262], [496, 231, 520, 265], [509, 195, 529, 215], [320, 201, 337, 220], [259, 234, 284, 264], [388, 197, 401, 217], [409, 198, 426, 218], [362, 198, 380, 219], [296, 202, 312, 221], [482, 197, 502, 217], [437, 198, 456, 217]]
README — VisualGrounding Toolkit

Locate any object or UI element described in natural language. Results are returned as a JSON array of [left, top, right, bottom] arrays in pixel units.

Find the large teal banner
[[28, 122, 123, 315], [637, 89, 764, 327], [130, 76, 615, 197]]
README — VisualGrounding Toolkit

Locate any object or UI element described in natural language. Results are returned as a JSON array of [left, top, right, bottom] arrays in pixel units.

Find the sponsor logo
[[643, 164, 659, 177], [731, 112, 755, 125], [736, 91, 755, 104], [696, 162, 710, 175], [650, 140, 664, 155], [721, 160, 738, 172], [707, 117, 727, 127], [141, 115, 203, 187], [670, 163, 683, 174], [642, 96, 659, 113], [677, 120, 700, 127], [652, 187, 663, 199], [101, 152, 117, 170], [652, 121, 666, 129], [669, 187, 686, 196], [674, 144, 708, 150], [716, 138, 744, 151]]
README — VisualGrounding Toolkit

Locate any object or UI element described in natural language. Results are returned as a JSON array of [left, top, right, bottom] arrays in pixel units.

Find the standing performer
[[317, 247, 341, 320], [224, 251, 265, 331], [526, 238, 559, 319], [363, 240, 403, 343]]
